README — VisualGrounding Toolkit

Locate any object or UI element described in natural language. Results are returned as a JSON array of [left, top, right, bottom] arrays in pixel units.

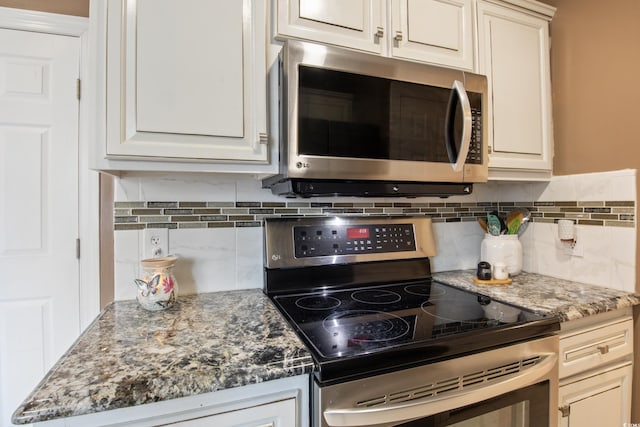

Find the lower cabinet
[[164, 397, 296, 427], [558, 363, 632, 427], [557, 309, 633, 427], [33, 375, 309, 427]]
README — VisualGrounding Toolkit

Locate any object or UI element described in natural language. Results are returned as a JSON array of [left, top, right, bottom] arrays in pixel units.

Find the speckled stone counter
[[434, 270, 640, 322], [12, 273, 640, 425], [12, 289, 313, 425]]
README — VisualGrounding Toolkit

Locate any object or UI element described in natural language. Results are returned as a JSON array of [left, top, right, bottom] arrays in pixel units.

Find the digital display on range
[[293, 223, 416, 258], [347, 227, 370, 239]]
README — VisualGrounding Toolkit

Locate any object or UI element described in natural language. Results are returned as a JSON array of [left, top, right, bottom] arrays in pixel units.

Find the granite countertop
[[434, 270, 640, 322], [12, 289, 313, 425], [13, 273, 640, 425]]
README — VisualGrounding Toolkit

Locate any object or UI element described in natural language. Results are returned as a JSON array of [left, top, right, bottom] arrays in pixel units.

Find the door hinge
[[559, 404, 570, 417], [76, 78, 81, 100], [76, 238, 81, 259]]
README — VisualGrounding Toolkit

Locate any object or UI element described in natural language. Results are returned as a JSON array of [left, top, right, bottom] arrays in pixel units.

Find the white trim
[[77, 17, 102, 330], [0, 7, 101, 330], [481, 0, 556, 18], [0, 6, 88, 36]]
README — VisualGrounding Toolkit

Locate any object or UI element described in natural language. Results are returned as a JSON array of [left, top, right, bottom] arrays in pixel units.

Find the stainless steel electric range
[[264, 216, 560, 427]]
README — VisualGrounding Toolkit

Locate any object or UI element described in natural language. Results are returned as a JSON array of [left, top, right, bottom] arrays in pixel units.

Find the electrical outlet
[[561, 237, 584, 258], [143, 228, 169, 259]]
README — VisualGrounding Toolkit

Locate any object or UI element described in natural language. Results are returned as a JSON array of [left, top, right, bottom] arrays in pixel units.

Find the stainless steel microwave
[[263, 40, 489, 198]]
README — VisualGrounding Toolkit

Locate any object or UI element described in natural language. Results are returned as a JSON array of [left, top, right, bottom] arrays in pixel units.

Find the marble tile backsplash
[[113, 169, 637, 300], [114, 200, 634, 230]]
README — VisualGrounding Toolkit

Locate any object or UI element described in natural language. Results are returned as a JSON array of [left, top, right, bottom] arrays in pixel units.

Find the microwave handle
[[445, 80, 472, 172]]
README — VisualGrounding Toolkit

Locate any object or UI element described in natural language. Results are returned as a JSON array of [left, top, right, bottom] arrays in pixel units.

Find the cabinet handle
[[258, 132, 268, 145], [597, 344, 610, 354], [394, 31, 403, 41], [374, 27, 384, 38], [559, 405, 570, 417]]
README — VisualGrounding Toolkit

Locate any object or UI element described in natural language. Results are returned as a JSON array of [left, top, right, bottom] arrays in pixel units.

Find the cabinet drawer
[[559, 318, 633, 379]]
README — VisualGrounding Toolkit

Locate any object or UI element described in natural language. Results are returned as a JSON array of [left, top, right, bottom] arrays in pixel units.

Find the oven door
[[398, 382, 549, 426], [314, 335, 558, 427]]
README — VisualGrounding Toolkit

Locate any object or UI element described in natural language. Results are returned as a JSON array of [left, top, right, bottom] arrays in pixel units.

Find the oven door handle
[[323, 352, 557, 427]]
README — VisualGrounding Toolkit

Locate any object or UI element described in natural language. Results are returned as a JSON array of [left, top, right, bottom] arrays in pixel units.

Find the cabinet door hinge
[[76, 78, 81, 100], [559, 404, 570, 417], [76, 238, 81, 259]]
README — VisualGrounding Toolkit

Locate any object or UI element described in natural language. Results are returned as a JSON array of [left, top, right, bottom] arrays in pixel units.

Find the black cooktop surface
[[271, 280, 559, 383]]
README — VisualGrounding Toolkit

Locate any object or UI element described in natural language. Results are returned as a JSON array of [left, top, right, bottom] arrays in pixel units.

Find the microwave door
[[445, 80, 472, 173]]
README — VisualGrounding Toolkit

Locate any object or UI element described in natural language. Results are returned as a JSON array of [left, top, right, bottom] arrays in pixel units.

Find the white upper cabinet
[[476, 0, 555, 180], [134, 0, 244, 139], [91, 0, 271, 172], [275, 0, 474, 70], [276, 0, 385, 54], [390, 0, 473, 70]]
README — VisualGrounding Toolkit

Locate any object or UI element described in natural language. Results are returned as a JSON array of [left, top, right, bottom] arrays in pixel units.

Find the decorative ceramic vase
[[480, 234, 523, 275], [134, 256, 178, 311]]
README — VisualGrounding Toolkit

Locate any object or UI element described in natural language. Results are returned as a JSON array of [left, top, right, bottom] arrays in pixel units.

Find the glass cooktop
[[271, 280, 553, 360]]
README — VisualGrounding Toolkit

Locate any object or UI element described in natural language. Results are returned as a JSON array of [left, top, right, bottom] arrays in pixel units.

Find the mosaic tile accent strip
[[113, 200, 636, 230]]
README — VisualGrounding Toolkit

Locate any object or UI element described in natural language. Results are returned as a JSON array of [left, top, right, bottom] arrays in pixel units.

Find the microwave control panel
[[466, 108, 483, 164], [293, 223, 416, 258], [465, 91, 483, 165]]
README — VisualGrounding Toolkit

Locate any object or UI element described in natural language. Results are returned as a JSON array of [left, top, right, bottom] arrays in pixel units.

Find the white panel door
[[0, 29, 80, 427], [104, 0, 268, 162], [488, 17, 543, 155], [136, 0, 244, 137], [391, 0, 473, 70], [558, 364, 632, 427], [477, 1, 553, 173], [276, 0, 385, 54], [164, 398, 296, 426]]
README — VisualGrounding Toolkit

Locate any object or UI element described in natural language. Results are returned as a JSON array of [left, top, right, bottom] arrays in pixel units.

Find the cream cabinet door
[[558, 363, 632, 427], [163, 398, 296, 427], [476, 1, 554, 179], [104, 0, 268, 162], [276, 0, 385, 54], [390, 0, 473, 70]]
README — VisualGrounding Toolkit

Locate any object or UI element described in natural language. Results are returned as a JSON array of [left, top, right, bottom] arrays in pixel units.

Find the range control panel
[[294, 223, 416, 258]]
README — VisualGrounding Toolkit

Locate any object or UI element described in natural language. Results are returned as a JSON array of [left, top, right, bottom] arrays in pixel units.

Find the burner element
[[295, 295, 342, 311], [352, 289, 401, 304], [322, 310, 410, 343], [404, 283, 446, 298], [421, 299, 489, 325]]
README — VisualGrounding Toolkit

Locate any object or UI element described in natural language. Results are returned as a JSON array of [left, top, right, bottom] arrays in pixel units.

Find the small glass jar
[[480, 234, 523, 276], [134, 256, 178, 311]]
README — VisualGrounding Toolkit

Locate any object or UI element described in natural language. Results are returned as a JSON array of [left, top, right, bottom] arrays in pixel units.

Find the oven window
[[297, 65, 476, 163], [397, 382, 548, 427], [447, 402, 529, 427]]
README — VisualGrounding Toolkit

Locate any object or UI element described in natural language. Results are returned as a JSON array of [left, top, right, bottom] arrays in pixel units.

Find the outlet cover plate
[[561, 237, 583, 258], [143, 228, 169, 259]]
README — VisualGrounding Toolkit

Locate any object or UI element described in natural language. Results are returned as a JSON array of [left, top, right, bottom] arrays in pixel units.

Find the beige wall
[[545, 0, 640, 175], [0, 0, 88, 17], [543, 0, 640, 421]]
